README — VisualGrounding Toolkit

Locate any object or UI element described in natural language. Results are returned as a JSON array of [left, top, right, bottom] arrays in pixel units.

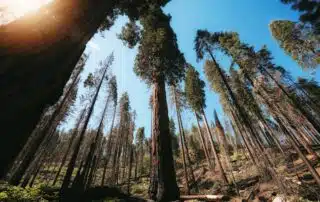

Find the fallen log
[[244, 182, 260, 202], [180, 194, 230, 201]]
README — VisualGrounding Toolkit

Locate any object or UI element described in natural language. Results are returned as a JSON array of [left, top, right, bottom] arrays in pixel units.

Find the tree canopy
[[184, 65, 206, 113]]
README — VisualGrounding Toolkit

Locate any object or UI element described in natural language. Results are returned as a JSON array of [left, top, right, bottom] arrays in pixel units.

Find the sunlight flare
[[1, 0, 51, 18]]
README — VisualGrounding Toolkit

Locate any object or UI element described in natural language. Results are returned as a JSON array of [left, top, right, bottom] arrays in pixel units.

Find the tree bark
[[173, 89, 189, 194], [207, 48, 287, 192], [230, 110, 257, 166], [260, 66, 320, 135], [127, 147, 133, 194], [214, 111, 239, 195], [0, 0, 116, 178], [150, 79, 180, 202], [276, 118, 320, 187], [195, 113, 213, 169], [9, 66, 82, 185], [134, 148, 138, 180], [101, 105, 117, 186], [61, 55, 110, 190], [173, 87, 198, 193], [201, 108, 229, 185], [52, 109, 85, 186]]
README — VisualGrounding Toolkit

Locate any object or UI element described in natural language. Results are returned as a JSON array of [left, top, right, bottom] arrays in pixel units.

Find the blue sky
[[62, 0, 320, 138]]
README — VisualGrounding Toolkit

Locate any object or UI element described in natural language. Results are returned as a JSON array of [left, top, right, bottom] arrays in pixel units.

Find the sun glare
[[1, 0, 52, 18]]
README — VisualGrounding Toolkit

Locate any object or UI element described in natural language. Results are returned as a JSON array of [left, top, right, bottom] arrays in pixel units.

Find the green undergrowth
[[0, 182, 44, 201], [0, 181, 59, 201], [130, 177, 149, 198]]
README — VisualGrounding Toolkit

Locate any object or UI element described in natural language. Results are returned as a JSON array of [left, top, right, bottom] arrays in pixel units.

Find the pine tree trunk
[[139, 144, 144, 177], [277, 118, 320, 187], [134, 148, 138, 180], [84, 95, 110, 187], [110, 139, 120, 185], [262, 90, 319, 159], [115, 132, 124, 185], [195, 113, 213, 169], [30, 149, 54, 188], [173, 87, 198, 193], [9, 73, 81, 186], [127, 147, 133, 194], [207, 48, 288, 192], [41, 145, 60, 183], [173, 88, 190, 194], [121, 134, 129, 182], [150, 79, 179, 202], [261, 66, 320, 134], [61, 58, 109, 190], [52, 114, 83, 186], [261, 120, 286, 155], [179, 121, 199, 193], [230, 111, 257, 166], [21, 150, 46, 188], [179, 130, 190, 194], [73, 142, 95, 191], [215, 112, 239, 195], [86, 156, 96, 189], [101, 105, 117, 186], [111, 124, 124, 185], [201, 108, 228, 184]]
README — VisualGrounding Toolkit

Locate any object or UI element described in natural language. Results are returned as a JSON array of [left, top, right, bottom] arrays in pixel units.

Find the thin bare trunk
[[101, 105, 117, 186], [201, 108, 228, 184], [195, 113, 213, 169], [277, 118, 320, 187]]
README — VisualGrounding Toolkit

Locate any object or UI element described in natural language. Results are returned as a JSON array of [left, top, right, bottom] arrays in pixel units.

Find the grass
[[3, 150, 320, 201]]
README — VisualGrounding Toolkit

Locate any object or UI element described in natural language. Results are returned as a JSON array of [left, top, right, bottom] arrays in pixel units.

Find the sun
[[1, 0, 52, 18]]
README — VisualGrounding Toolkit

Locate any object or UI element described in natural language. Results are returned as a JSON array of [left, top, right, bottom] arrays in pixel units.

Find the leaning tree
[[101, 75, 118, 186], [184, 65, 228, 185], [61, 53, 114, 191], [195, 30, 288, 193], [269, 20, 319, 69], [280, 0, 320, 33]]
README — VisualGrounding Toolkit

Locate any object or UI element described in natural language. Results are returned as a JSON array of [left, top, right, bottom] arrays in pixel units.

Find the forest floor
[[128, 150, 320, 202], [1, 150, 320, 201]]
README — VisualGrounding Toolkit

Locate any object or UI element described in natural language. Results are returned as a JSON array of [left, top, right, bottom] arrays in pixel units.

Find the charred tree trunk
[[8, 63, 83, 185], [61, 54, 110, 190], [52, 110, 84, 186], [20, 149, 46, 188], [101, 104, 117, 186]]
